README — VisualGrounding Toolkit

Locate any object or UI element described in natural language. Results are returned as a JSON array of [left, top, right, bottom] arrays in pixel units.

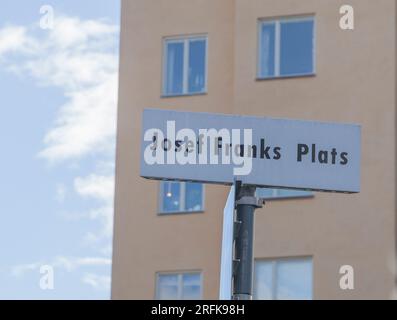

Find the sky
[[0, 0, 120, 299]]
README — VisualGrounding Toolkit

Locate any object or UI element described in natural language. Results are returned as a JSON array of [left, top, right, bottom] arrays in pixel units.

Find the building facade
[[112, 0, 396, 299]]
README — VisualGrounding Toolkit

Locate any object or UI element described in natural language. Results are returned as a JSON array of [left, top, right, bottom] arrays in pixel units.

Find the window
[[256, 188, 313, 200], [156, 272, 202, 300], [163, 36, 207, 96], [159, 181, 204, 214], [258, 16, 315, 79], [254, 257, 313, 300]]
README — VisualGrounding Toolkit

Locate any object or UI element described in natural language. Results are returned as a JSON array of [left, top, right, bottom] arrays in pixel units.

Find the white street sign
[[141, 108, 361, 193]]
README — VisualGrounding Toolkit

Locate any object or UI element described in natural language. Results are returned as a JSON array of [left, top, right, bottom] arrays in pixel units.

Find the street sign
[[141, 108, 361, 193], [219, 185, 235, 300]]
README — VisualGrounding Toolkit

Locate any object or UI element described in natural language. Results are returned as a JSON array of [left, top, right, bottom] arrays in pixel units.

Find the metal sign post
[[232, 182, 263, 300]]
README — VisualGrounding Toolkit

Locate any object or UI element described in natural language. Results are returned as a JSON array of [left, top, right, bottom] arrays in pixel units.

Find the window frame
[[162, 34, 208, 97], [257, 15, 316, 80], [155, 271, 203, 300], [158, 181, 205, 215], [254, 256, 313, 300]]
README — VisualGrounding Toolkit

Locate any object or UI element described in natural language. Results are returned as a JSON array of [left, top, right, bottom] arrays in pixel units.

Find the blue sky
[[0, 0, 120, 299]]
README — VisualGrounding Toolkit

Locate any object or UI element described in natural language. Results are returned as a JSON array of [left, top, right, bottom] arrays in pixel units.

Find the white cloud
[[11, 256, 111, 277], [0, 26, 35, 56], [39, 74, 118, 160], [82, 273, 111, 291], [48, 17, 118, 51], [11, 262, 43, 278], [0, 15, 118, 293], [74, 174, 115, 242], [88, 205, 114, 239], [0, 14, 118, 248], [74, 174, 114, 203], [54, 256, 111, 271], [0, 16, 119, 162]]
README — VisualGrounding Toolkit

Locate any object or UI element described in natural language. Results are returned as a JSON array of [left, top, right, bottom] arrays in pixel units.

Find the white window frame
[[254, 257, 313, 300], [163, 35, 208, 96], [155, 271, 203, 300], [257, 16, 316, 79], [158, 181, 205, 214]]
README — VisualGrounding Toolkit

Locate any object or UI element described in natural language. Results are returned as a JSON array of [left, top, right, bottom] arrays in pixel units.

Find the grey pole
[[232, 184, 263, 300]]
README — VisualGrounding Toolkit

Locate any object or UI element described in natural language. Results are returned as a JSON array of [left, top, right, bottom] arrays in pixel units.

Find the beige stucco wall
[[112, 0, 396, 299]]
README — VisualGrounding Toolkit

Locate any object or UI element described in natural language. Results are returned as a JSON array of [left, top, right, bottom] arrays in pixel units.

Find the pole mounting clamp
[[236, 196, 264, 208]]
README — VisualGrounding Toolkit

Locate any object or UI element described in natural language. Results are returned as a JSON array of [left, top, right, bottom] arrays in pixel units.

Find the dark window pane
[[157, 274, 179, 300], [254, 261, 273, 300], [280, 20, 314, 76], [182, 274, 201, 299], [276, 259, 313, 300], [162, 182, 181, 212], [260, 22, 276, 77], [185, 182, 203, 211], [166, 42, 184, 95], [188, 39, 206, 93]]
